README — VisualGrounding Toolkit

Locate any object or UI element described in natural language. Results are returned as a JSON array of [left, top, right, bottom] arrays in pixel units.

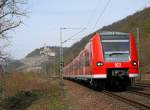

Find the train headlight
[[132, 61, 137, 66], [97, 62, 103, 66]]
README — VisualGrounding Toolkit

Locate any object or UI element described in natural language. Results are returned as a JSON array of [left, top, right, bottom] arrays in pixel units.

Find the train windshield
[[101, 34, 130, 62]]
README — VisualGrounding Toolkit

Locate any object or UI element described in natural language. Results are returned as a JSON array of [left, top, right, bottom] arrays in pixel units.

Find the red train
[[63, 32, 139, 90]]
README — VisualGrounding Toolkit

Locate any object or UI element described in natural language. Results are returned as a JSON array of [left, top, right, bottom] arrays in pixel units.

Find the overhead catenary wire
[[62, 27, 86, 43], [81, 0, 111, 38], [62, 0, 112, 68], [62, 0, 111, 43], [85, 0, 102, 28], [93, 0, 111, 29], [81, 0, 102, 37], [62, 0, 103, 43]]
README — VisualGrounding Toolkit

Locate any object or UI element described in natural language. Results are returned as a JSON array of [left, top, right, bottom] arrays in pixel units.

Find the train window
[[74, 61, 78, 70], [85, 52, 90, 66], [101, 35, 130, 62], [79, 54, 85, 67], [102, 41, 129, 52], [79, 56, 82, 68], [85, 60, 89, 66], [100, 32, 129, 40]]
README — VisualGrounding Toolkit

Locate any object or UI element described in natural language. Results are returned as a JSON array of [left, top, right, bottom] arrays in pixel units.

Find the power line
[[61, 0, 104, 43], [61, 0, 111, 44], [81, 0, 102, 37], [62, 27, 86, 43], [93, 0, 111, 29], [85, 0, 102, 28]]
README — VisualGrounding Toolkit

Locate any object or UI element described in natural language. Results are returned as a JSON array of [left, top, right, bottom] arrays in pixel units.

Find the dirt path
[[64, 80, 138, 110]]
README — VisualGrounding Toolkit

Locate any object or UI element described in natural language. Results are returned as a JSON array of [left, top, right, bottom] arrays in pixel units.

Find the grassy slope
[[64, 7, 150, 73], [0, 72, 64, 110]]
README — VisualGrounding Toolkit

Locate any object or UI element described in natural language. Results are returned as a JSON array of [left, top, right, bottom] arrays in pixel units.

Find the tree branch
[[0, 0, 27, 59], [0, 21, 21, 35], [0, 0, 9, 8]]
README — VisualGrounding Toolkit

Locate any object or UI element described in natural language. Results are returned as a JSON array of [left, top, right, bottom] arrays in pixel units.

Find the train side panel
[[91, 33, 106, 78], [63, 42, 93, 79], [129, 33, 139, 77]]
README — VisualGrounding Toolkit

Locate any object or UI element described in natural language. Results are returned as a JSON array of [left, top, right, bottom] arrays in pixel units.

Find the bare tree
[[0, 0, 27, 61], [0, 0, 27, 38]]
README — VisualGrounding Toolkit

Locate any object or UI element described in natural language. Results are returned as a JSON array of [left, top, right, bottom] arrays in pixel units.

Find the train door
[[79, 54, 82, 76], [83, 52, 86, 78], [85, 50, 90, 75], [77, 57, 80, 76]]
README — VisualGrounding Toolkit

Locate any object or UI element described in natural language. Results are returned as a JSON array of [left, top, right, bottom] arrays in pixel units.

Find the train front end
[[93, 32, 139, 89]]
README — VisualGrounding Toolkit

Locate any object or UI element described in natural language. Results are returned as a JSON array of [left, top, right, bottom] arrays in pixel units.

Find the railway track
[[102, 90, 150, 110], [127, 90, 150, 98], [135, 82, 150, 88]]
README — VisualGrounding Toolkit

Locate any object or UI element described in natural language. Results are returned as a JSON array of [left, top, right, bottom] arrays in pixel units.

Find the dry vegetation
[[0, 72, 64, 110]]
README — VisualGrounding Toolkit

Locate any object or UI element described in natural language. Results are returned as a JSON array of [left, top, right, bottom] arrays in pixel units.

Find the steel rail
[[127, 90, 150, 98], [135, 83, 150, 88], [102, 90, 150, 110], [136, 82, 150, 86]]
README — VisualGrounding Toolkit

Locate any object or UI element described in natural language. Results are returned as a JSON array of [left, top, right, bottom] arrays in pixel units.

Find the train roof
[[98, 31, 130, 36], [98, 31, 130, 40]]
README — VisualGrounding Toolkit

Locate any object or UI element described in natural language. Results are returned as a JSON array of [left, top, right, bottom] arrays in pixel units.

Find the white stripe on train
[[64, 73, 138, 78]]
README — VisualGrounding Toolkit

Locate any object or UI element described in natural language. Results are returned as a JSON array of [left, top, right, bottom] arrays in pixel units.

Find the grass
[[27, 86, 63, 110], [0, 72, 64, 110], [0, 91, 39, 110]]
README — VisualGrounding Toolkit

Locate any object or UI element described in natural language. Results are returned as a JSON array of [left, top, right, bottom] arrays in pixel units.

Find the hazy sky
[[8, 0, 150, 59]]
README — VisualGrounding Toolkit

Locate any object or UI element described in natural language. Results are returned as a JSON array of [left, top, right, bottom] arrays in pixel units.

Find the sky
[[7, 0, 150, 59]]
